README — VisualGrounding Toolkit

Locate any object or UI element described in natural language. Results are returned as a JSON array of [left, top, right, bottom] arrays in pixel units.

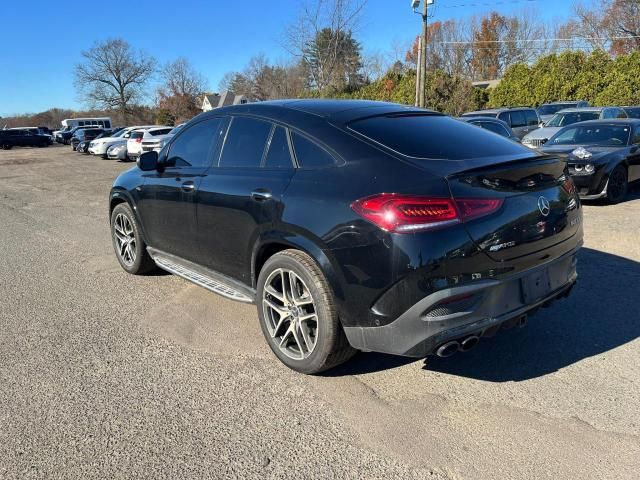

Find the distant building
[[202, 91, 250, 111], [472, 79, 501, 89]]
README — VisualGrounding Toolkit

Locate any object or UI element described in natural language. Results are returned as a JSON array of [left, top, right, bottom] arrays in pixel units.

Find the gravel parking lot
[[1, 145, 639, 479]]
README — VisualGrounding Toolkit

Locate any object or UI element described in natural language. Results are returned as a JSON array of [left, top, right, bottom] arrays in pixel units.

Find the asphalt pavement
[[0, 145, 638, 479]]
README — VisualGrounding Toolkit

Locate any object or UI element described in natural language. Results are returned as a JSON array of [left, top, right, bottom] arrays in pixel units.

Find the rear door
[[137, 117, 224, 262], [193, 117, 296, 282]]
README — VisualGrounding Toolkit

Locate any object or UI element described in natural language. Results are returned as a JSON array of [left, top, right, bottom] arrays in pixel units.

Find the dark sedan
[[540, 119, 640, 203], [458, 117, 520, 142], [109, 100, 581, 373], [71, 128, 106, 151]]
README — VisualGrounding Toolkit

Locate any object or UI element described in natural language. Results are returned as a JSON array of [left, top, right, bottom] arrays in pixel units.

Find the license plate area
[[521, 268, 552, 304]]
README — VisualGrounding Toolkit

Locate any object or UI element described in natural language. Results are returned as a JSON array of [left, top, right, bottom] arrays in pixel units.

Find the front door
[[136, 117, 225, 262]]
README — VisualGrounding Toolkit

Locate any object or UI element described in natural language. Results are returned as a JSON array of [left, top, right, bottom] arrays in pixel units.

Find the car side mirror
[[137, 151, 158, 171]]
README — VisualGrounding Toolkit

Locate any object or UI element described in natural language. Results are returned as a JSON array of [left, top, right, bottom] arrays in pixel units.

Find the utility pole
[[412, 1, 433, 108]]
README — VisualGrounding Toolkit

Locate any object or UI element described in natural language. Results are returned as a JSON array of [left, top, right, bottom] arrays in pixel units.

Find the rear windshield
[[548, 124, 631, 146], [538, 103, 577, 115], [130, 132, 144, 139], [348, 114, 528, 160]]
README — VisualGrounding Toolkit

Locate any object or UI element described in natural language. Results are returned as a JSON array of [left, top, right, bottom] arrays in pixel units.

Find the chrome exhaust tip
[[436, 341, 460, 358], [460, 335, 480, 352]]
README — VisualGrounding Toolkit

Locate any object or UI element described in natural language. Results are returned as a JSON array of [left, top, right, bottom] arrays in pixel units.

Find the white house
[[202, 91, 250, 111]]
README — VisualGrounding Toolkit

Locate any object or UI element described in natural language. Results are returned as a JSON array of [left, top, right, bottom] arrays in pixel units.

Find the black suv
[[109, 100, 582, 374], [1, 129, 50, 149]]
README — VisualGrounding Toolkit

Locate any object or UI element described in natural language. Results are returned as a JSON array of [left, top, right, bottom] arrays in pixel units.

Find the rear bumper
[[343, 244, 580, 357]]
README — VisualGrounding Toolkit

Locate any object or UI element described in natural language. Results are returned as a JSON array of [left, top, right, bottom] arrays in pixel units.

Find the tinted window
[[525, 109, 539, 126], [633, 126, 640, 144], [479, 121, 510, 137], [349, 114, 527, 160], [219, 117, 271, 168], [624, 108, 640, 119], [538, 103, 577, 115], [291, 132, 336, 168], [130, 131, 144, 140], [616, 109, 627, 119], [509, 111, 527, 128], [167, 117, 223, 168], [263, 126, 293, 168], [151, 128, 172, 136], [497, 111, 510, 123], [549, 124, 631, 146]]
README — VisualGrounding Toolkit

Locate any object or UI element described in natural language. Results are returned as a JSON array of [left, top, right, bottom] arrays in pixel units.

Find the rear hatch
[[446, 156, 581, 261]]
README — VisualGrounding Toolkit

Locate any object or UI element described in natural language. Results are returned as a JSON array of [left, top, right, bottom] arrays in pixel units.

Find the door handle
[[182, 181, 196, 193], [251, 189, 272, 201]]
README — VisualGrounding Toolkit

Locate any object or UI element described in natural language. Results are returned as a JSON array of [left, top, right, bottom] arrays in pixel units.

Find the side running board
[[147, 248, 255, 304]]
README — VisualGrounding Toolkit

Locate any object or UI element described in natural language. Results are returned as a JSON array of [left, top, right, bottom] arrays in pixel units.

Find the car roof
[[555, 107, 606, 113], [200, 99, 440, 125], [458, 117, 511, 127], [463, 107, 534, 115]]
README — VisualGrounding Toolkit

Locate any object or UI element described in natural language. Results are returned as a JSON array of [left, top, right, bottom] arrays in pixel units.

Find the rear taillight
[[351, 194, 502, 233]]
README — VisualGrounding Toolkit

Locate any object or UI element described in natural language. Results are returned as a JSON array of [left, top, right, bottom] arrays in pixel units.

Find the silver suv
[[460, 107, 540, 139]]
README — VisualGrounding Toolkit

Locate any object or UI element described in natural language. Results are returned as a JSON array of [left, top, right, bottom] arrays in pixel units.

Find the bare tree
[[157, 57, 207, 123], [283, 0, 368, 91], [74, 38, 156, 122]]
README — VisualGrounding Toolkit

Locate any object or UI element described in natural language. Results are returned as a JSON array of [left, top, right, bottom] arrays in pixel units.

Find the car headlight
[[571, 146, 592, 159], [584, 164, 595, 173]]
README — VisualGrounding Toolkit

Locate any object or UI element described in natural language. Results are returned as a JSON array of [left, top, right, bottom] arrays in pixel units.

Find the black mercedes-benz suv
[[109, 100, 582, 374]]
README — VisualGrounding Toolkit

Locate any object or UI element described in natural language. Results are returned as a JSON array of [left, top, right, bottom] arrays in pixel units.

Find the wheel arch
[[251, 232, 346, 305]]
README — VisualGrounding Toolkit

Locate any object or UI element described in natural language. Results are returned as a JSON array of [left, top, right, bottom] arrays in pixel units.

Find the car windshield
[[548, 124, 631, 146], [545, 111, 600, 127], [624, 107, 640, 119], [538, 103, 577, 115]]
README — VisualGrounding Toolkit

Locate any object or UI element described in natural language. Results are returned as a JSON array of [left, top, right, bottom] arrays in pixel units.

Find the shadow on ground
[[326, 247, 640, 381]]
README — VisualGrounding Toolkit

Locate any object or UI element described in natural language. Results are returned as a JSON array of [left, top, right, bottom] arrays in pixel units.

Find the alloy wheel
[[262, 268, 318, 360], [113, 213, 137, 267]]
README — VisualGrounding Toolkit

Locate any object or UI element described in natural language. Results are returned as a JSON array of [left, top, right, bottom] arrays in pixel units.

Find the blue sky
[[0, 0, 572, 116]]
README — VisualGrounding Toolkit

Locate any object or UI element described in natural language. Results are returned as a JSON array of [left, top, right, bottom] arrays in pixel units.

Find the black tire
[[257, 249, 356, 374], [110, 203, 156, 275], [606, 164, 628, 204]]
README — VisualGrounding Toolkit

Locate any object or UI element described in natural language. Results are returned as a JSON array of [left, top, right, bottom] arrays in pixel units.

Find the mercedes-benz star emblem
[[538, 196, 551, 217]]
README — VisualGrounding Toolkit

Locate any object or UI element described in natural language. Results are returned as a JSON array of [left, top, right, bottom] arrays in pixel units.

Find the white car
[[88, 125, 156, 158], [126, 126, 172, 160], [139, 124, 185, 155], [106, 143, 128, 161]]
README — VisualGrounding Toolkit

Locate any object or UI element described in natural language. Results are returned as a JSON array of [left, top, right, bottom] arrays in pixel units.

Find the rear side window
[[525, 110, 539, 126], [349, 114, 527, 160], [509, 111, 527, 128], [290, 132, 336, 168], [479, 121, 510, 137], [167, 117, 223, 168], [263, 126, 294, 169], [219, 117, 271, 168], [151, 128, 172, 136]]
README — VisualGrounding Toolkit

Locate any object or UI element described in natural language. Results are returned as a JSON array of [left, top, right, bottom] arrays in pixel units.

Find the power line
[[433, 35, 640, 45]]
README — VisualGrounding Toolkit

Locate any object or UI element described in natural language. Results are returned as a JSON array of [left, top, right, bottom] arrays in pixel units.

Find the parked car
[[71, 128, 107, 151], [522, 107, 628, 148], [140, 124, 185, 154], [458, 117, 520, 142], [623, 106, 640, 119], [57, 125, 100, 145], [537, 101, 590, 123], [107, 143, 128, 161], [77, 129, 119, 154], [10, 127, 54, 144], [539, 119, 640, 203], [109, 100, 581, 374], [89, 126, 156, 158], [460, 107, 541, 139], [1, 129, 51, 149], [126, 126, 172, 160]]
